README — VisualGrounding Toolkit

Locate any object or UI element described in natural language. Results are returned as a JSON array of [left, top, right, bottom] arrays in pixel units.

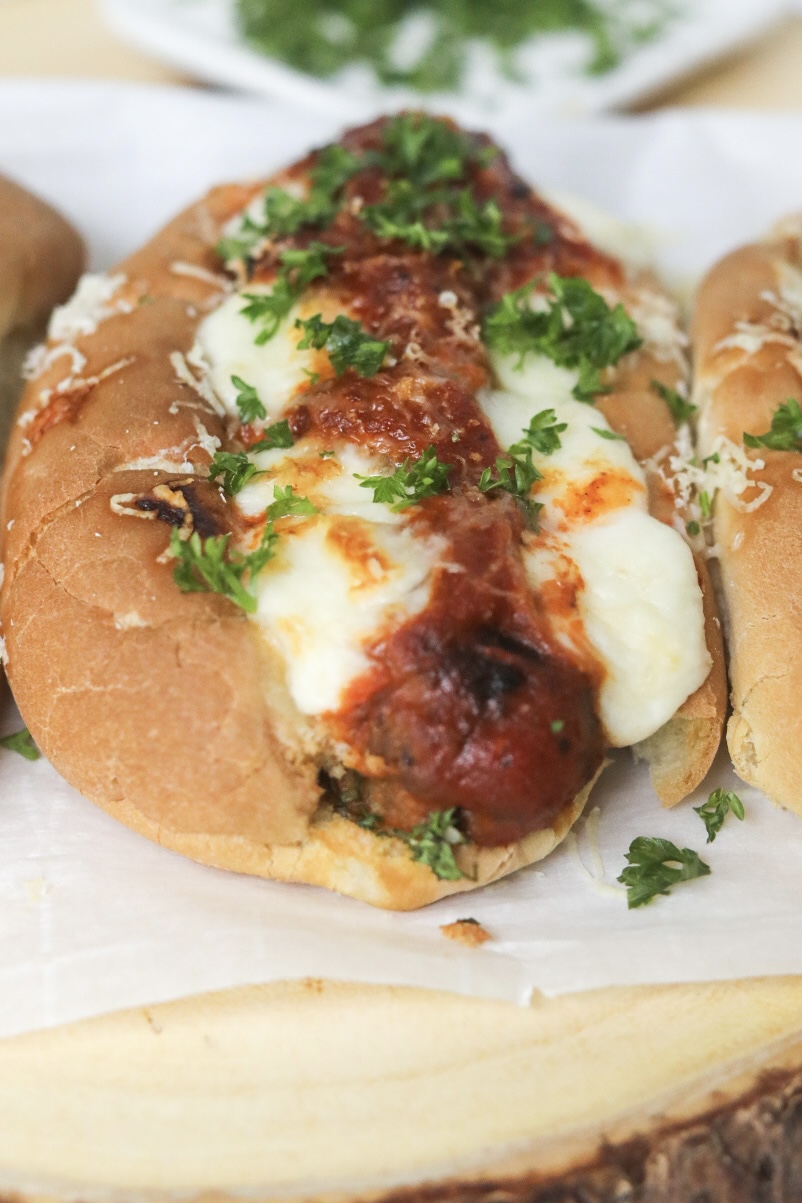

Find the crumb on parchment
[[440, 918, 492, 948]]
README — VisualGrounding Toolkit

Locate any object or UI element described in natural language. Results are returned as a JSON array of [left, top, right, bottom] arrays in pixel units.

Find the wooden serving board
[[2, 977, 802, 1201]]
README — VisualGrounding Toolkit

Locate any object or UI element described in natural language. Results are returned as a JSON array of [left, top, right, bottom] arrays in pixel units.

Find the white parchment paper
[[1, 82, 802, 1040]]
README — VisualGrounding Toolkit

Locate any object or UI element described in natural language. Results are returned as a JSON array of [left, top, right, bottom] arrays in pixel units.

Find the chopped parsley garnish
[[478, 443, 543, 529], [550, 719, 565, 734], [231, 375, 266, 424], [356, 445, 451, 510], [240, 242, 341, 345], [479, 451, 540, 499], [295, 313, 390, 377], [0, 727, 41, 761], [375, 113, 494, 186], [267, 484, 318, 520], [358, 115, 512, 259], [484, 274, 642, 403], [394, 808, 466, 881], [686, 520, 701, 537], [250, 419, 295, 452], [519, 408, 567, 456], [171, 522, 278, 613], [362, 179, 512, 259], [651, 378, 696, 426], [592, 426, 626, 442], [694, 788, 745, 844], [218, 192, 331, 262], [744, 398, 802, 452], [209, 450, 261, 496], [235, 1, 675, 95], [617, 836, 711, 909], [218, 145, 361, 263], [319, 448, 335, 459], [310, 142, 363, 198]]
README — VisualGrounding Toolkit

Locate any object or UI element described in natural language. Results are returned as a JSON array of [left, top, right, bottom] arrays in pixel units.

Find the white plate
[[102, 0, 791, 126], [3, 82, 802, 1042]]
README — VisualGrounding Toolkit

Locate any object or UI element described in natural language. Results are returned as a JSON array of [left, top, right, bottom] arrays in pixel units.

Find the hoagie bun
[[0, 116, 724, 907], [693, 216, 802, 812], [0, 175, 84, 445]]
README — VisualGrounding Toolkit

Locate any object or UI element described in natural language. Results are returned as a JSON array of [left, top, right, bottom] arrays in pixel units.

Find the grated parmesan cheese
[[170, 349, 226, 417], [628, 287, 689, 369], [48, 274, 131, 343], [190, 415, 221, 459], [170, 261, 232, 290]]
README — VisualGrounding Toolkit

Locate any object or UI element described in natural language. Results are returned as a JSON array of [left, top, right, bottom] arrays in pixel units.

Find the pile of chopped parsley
[[235, 0, 676, 94]]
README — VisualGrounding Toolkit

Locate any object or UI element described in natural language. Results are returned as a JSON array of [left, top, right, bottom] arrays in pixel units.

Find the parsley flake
[[362, 180, 513, 259], [241, 242, 342, 345], [686, 520, 701, 537], [651, 378, 696, 426], [617, 836, 711, 909], [394, 808, 466, 881], [744, 398, 802, 452], [250, 419, 295, 453], [693, 788, 745, 843], [295, 313, 389, 377], [231, 375, 266, 424], [0, 727, 41, 761], [478, 444, 543, 529], [310, 142, 363, 198], [218, 142, 362, 265], [209, 450, 261, 496], [356, 445, 451, 511], [267, 484, 318, 520], [378, 114, 492, 184], [484, 274, 642, 403], [359, 115, 511, 259], [171, 522, 278, 613], [519, 408, 567, 456], [592, 426, 626, 442]]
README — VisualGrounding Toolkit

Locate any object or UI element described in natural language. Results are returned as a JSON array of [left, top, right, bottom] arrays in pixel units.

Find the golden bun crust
[[0, 175, 85, 447], [692, 223, 802, 810], [0, 174, 85, 341], [1, 154, 721, 907]]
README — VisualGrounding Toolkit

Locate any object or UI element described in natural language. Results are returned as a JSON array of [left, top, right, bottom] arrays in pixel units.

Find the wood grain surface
[[2, 977, 802, 1199]]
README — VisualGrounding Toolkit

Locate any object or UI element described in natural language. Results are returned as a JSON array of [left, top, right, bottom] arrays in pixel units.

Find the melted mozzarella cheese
[[240, 442, 439, 713], [237, 442, 401, 526], [196, 275, 442, 719], [482, 350, 710, 746], [481, 357, 645, 523], [255, 516, 441, 715], [195, 288, 340, 421], [526, 515, 709, 746], [540, 190, 658, 272]]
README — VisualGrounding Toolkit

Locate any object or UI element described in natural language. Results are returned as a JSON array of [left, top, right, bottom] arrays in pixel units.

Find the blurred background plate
[[102, 0, 791, 128]]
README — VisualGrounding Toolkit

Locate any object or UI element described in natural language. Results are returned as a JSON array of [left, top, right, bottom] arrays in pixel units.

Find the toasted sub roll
[[1, 116, 723, 908], [692, 215, 802, 812], [0, 175, 85, 447]]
